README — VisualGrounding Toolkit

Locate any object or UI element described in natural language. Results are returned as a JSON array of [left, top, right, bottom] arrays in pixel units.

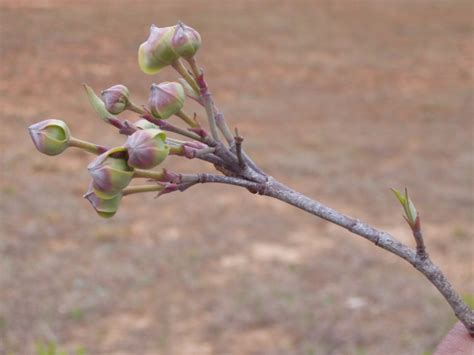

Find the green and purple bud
[[84, 182, 122, 218], [101, 84, 130, 115], [148, 82, 185, 119], [88, 147, 134, 198], [125, 129, 170, 169], [171, 22, 201, 59], [28, 119, 71, 156], [138, 25, 179, 74]]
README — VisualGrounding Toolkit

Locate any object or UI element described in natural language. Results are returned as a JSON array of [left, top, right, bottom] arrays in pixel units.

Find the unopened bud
[[101, 84, 130, 114], [125, 129, 170, 169], [134, 119, 159, 130], [84, 182, 122, 218], [148, 82, 185, 119], [171, 22, 201, 58], [88, 147, 134, 198], [28, 119, 71, 156], [138, 25, 178, 74]]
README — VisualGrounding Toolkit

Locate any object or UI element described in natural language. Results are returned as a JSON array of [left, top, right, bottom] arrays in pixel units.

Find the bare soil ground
[[1, 1, 473, 354]]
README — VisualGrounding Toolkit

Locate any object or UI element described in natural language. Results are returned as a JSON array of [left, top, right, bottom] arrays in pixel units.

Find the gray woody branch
[[170, 55, 474, 335], [182, 172, 473, 335]]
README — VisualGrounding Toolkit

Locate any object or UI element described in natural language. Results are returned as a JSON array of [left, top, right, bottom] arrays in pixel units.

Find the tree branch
[[260, 177, 474, 335]]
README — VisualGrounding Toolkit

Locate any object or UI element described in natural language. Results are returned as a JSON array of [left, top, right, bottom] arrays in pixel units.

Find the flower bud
[[88, 147, 134, 198], [148, 82, 185, 119], [28, 119, 71, 156], [125, 129, 170, 169], [84, 183, 122, 218], [138, 25, 179, 74], [171, 22, 201, 58], [101, 84, 130, 114]]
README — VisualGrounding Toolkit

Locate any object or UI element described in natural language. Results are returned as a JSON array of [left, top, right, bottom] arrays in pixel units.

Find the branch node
[[246, 178, 269, 195], [198, 173, 208, 184], [374, 235, 381, 246]]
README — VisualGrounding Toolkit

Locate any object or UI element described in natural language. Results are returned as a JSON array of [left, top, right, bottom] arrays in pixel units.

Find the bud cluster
[[27, 21, 215, 219]]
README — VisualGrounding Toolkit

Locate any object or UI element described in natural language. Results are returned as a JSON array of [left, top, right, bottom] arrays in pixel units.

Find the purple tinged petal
[[83, 182, 122, 218]]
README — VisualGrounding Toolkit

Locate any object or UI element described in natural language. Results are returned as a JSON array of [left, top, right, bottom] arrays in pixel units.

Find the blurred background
[[1, 0, 473, 354]]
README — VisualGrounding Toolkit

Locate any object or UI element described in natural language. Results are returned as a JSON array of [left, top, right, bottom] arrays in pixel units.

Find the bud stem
[[215, 112, 234, 144], [194, 147, 216, 157], [171, 59, 200, 94], [175, 110, 199, 127], [122, 184, 164, 196], [127, 102, 146, 115], [202, 92, 220, 141], [142, 113, 203, 142], [194, 72, 220, 142], [186, 56, 201, 79], [69, 137, 108, 155], [133, 169, 166, 180], [166, 138, 188, 146]]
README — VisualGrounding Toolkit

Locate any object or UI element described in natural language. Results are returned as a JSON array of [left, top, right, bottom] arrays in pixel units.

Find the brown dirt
[[1, 1, 473, 354]]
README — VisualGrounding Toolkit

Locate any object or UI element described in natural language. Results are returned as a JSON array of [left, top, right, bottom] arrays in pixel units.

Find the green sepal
[[83, 83, 117, 123]]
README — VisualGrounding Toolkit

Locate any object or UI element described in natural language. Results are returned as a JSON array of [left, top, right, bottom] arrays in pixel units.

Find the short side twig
[[234, 128, 245, 169], [410, 214, 428, 260]]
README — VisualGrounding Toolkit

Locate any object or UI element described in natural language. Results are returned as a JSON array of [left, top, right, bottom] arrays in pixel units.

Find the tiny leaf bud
[[391, 188, 418, 228], [148, 82, 185, 119], [88, 147, 134, 199], [101, 84, 130, 115], [125, 129, 170, 169], [171, 22, 201, 58], [84, 183, 122, 218], [28, 119, 71, 156], [138, 25, 179, 74]]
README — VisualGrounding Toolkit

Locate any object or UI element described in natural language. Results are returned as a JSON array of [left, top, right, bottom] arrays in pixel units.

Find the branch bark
[[260, 177, 474, 335], [189, 173, 473, 334]]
